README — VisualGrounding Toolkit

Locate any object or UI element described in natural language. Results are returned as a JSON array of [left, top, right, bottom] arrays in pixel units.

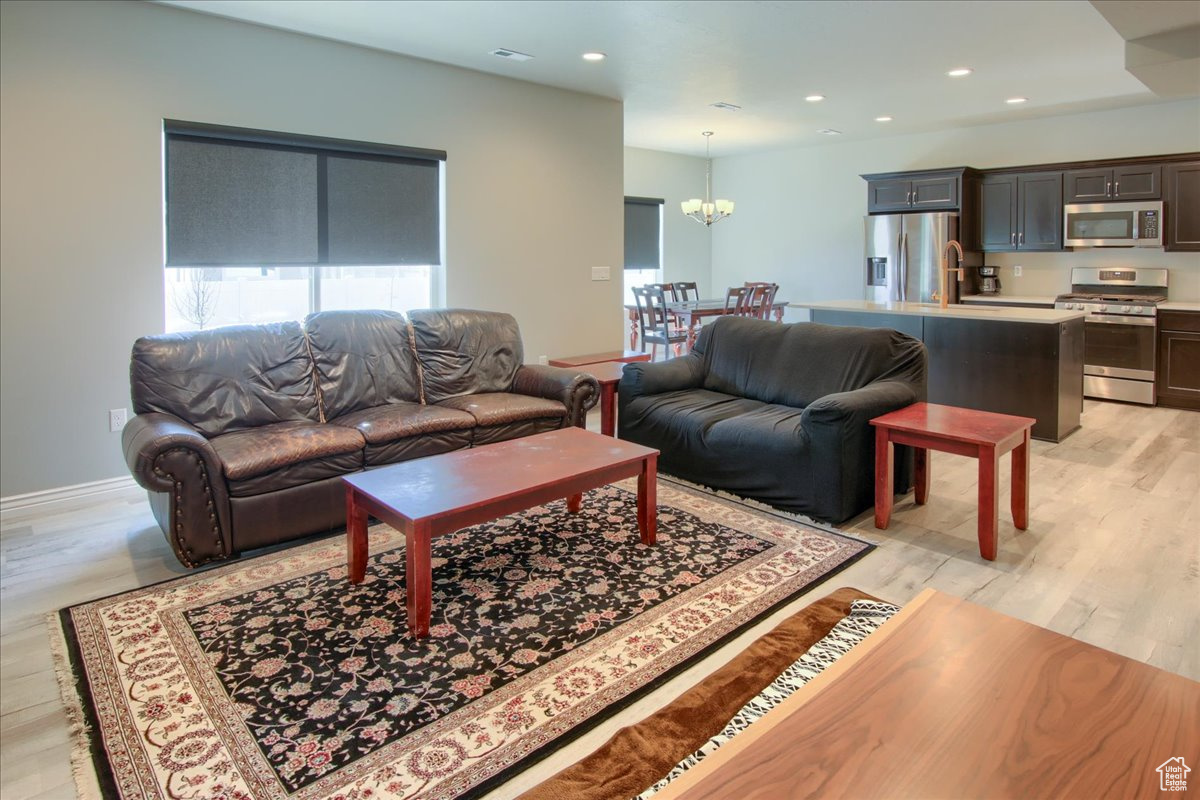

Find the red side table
[[578, 361, 627, 437], [548, 350, 651, 368], [870, 402, 1035, 561]]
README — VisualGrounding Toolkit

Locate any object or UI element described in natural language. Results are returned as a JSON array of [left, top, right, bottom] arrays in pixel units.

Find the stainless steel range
[[1054, 267, 1168, 405]]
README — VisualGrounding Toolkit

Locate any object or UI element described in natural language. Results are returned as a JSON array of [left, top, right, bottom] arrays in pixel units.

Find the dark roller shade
[[166, 139, 319, 266], [164, 121, 444, 268], [625, 196, 663, 270], [326, 155, 440, 265]]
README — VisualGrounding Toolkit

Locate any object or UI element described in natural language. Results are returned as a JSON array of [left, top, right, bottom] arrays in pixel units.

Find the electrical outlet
[[109, 408, 128, 432], [538, 355, 549, 366], [590, 266, 611, 282], [1013, 265, 1023, 277]]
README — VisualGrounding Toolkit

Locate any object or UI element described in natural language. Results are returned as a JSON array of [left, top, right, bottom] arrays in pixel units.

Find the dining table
[[625, 299, 789, 350]]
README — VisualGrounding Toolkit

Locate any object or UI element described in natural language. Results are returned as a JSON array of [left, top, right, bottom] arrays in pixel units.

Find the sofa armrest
[[511, 365, 600, 428], [800, 380, 920, 430], [801, 381, 921, 521], [122, 412, 233, 567], [618, 355, 705, 401]]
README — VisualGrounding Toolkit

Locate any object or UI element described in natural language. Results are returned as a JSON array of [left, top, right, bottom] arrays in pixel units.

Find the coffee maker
[[978, 266, 1001, 294]]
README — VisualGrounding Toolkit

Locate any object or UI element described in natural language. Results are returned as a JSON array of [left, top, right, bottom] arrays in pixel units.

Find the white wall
[[712, 100, 1200, 318], [623, 147, 713, 295], [0, 0, 623, 496]]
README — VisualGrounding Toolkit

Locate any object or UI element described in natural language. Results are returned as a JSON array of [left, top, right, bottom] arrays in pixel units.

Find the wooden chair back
[[645, 283, 678, 302], [723, 286, 754, 317], [633, 285, 687, 359], [748, 283, 779, 319], [674, 281, 700, 302]]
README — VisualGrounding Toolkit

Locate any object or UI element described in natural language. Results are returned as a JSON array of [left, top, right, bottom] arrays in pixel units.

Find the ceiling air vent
[[489, 48, 534, 62], [709, 102, 742, 111]]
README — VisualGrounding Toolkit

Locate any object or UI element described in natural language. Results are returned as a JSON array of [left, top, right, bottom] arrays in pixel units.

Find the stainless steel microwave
[[1064, 201, 1163, 248]]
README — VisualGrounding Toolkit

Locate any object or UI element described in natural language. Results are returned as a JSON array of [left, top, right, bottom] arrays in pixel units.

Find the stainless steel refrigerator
[[864, 212, 969, 304]]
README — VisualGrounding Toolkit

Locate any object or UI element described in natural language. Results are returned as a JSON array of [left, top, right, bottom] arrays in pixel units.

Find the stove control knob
[[1098, 304, 1108, 312], [1122, 305, 1132, 313]]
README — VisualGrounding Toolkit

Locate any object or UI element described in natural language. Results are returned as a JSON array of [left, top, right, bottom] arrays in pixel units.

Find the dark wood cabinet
[[1157, 310, 1200, 410], [1064, 165, 1161, 202], [1164, 161, 1200, 251], [978, 171, 1062, 251], [863, 169, 971, 213]]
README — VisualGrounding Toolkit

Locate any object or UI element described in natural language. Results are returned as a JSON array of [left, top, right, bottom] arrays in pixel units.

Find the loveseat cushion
[[210, 421, 364, 496], [408, 309, 524, 403], [330, 402, 476, 466], [437, 392, 567, 427], [698, 318, 927, 409], [303, 310, 423, 419], [131, 322, 320, 436]]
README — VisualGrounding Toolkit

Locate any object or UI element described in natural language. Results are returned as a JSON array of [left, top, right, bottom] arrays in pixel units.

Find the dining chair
[[645, 283, 678, 301], [723, 286, 754, 317], [674, 281, 700, 302], [748, 283, 779, 320], [632, 286, 688, 360]]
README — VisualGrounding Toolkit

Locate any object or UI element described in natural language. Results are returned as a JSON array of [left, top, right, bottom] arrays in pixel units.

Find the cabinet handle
[[1114, 181, 1120, 197], [1106, 180, 1112, 197], [907, 190, 912, 204], [1019, 231, 1024, 245], [1011, 232, 1016, 246]]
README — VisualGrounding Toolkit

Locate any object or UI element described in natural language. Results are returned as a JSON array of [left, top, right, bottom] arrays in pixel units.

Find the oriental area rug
[[52, 479, 871, 800]]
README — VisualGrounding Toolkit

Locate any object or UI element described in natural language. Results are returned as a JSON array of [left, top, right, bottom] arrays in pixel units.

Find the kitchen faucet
[[936, 239, 965, 309]]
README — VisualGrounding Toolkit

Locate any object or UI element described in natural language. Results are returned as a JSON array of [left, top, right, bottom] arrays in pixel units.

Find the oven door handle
[[1084, 314, 1156, 327]]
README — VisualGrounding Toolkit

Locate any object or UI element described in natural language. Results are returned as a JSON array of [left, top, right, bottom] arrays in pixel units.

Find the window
[[163, 120, 444, 331], [623, 196, 664, 305]]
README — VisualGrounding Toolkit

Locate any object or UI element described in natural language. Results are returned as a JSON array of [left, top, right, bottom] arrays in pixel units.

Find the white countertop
[[959, 294, 1058, 307], [797, 299, 1086, 324], [1160, 301, 1200, 312]]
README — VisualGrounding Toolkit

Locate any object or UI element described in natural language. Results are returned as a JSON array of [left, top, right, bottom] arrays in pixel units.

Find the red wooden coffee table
[[870, 402, 1034, 560], [343, 427, 659, 638]]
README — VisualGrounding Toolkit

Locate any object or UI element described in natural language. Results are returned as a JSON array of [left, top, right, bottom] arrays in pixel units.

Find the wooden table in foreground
[[655, 588, 1200, 800], [343, 428, 659, 638], [872, 402, 1034, 560]]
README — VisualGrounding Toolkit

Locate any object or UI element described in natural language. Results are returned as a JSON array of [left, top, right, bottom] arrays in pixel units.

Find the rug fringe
[[46, 611, 105, 800]]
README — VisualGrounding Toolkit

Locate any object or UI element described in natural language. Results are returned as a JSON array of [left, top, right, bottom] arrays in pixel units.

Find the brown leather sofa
[[123, 309, 599, 568]]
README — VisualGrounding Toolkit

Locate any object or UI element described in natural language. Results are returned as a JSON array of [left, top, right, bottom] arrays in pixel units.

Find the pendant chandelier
[[681, 131, 734, 226]]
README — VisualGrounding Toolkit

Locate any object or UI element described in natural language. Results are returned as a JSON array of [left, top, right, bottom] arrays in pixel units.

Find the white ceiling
[[159, 0, 1190, 157]]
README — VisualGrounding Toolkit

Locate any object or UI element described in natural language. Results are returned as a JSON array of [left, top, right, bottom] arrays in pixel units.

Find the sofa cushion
[[303, 310, 422, 419], [330, 402, 476, 444], [408, 309, 524, 403], [437, 392, 566, 427], [472, 417, 565, 447], [619, 388, 767, 446], [696, 318, 927, 409], [131, 322, 320, 436], [210, 421, 364, 496]]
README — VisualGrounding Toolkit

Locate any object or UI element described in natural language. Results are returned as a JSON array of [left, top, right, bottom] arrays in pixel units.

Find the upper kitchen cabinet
[[863, 168, 978, 213], [978, 172, 1063, 252], [1064, 165, 1161, 202], [1164, 161, 1200, 251]]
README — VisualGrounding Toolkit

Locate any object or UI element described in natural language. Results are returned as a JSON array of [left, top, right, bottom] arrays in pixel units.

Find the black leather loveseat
[[123, 309, 598, 568], [617, 317, 926, 523]]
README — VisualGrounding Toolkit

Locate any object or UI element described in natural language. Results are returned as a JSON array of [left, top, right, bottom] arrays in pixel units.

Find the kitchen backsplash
[[985, 249, 1200, 302]]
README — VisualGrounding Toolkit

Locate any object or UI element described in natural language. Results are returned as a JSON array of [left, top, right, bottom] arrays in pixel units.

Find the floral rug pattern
[[56, 480, 870, 800]]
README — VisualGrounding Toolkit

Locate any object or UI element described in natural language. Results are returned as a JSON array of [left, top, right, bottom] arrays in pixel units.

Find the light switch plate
[[1013, 265, 1023, 277], [591, 266, 611, 281]]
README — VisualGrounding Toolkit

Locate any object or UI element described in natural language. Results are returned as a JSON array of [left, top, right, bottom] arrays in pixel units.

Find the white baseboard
[[0, 476, 139, 515]]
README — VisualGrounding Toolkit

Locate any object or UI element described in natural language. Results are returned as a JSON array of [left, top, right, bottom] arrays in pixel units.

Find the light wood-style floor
[[2, 400, 1197, 799]]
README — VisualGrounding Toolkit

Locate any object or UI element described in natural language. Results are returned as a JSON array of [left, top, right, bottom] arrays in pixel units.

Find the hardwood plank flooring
[[1, 400, 1196, 799]]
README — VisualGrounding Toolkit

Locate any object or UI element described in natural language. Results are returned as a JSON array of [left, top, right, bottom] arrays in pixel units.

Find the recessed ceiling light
[[875, 116, 894, 122], [817, 128, 842, 135], [805, 94, 826, 102], [581, 52, 606, 62], [1006, 96, 1028, 104], [947, 68, 973, 77], [489, 48, 533, 62]]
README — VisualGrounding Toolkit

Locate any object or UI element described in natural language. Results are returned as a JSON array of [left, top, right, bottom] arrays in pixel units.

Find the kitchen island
[[796, 300, 1085, 441]]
